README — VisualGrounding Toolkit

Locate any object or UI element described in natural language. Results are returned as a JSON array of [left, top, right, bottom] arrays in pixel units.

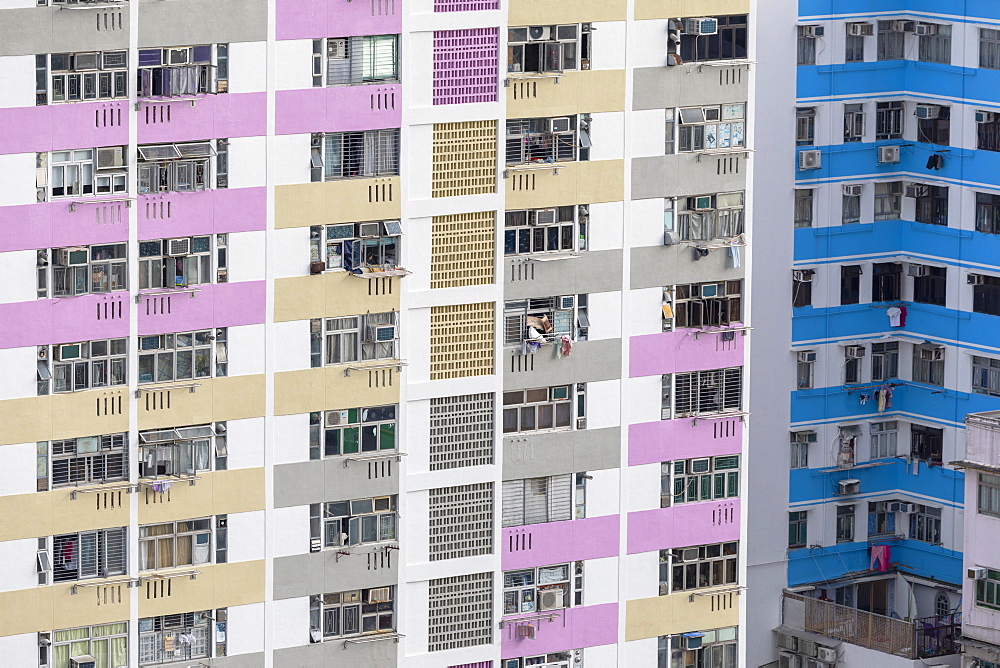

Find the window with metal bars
[[501, 474, 574, 527], [138, 141, 217, 193], [313, 35, 399, 86], [505, 116, 588, 165], [310, 588, 395, 641], [503, 297, 586, 346], [137, 44, 225, 98], [311, 130, 400, 181], [38, 243, 128, 299], [660, 455, 739, 507], [51, 527, 126, 582], [672, 367, 742, 417], [664, 280, 742, 330], [138, 612, 211, 666], [876, 101, 904, 140], [40, 433, 128, 490]]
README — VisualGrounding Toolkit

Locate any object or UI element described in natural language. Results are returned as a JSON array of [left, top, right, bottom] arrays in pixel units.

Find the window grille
[[48, 433, 128, 488], [429, 394, 494, 470], [138, 612, 210, 665], [673, 368, 743, 417], [310, 588, 395, 640], [314, 130, 400, 180], [505, 117, 582, 165], [429, 484, 493, 560], [501, 474, 573, 527], [314, 35, 399, 86], [138, 424, 219, 478], [428, 573, 493, 651], [52, 528, 127, 582]]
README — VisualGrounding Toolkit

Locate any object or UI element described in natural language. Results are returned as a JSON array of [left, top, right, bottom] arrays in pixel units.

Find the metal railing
[[782, 593, 959, 659]]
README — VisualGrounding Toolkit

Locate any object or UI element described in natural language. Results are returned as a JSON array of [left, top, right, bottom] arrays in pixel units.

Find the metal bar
[[135, 287, 201, 303], [343, 633, 405, 646], [69, 197, 135, 212], [135, 383, 201, 396]]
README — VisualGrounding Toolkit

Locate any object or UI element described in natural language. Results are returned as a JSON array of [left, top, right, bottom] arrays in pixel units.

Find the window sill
[[138, 474, 202, 485], [135, 97, 203, 110], [324, 541, 400, 558], [67, 481, 136, 499], [52, 385, 128, 396]]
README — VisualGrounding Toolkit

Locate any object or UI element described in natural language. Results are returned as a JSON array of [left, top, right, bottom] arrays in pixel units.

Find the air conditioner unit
[[167, 47, 192, 65], [683, 18, 718, 35], [538, 588, 565, 611], [778, 651, 802, 668], [799, 25, 823, 38], [548, 117, 572, 133], [805, 659, 833, 668], [905, 183, 929, 198], [558, 295, 575, 309], [878, 145, 901, 164], [681, 547, 700, 561], [327, 38, 348, 59], [836, 479, 861, 495], [969, 274, 985, 285], [915, 104, 941, 120], [58, 344, 82, 361], [797, 351, 817, 363], [969, 566, 988, 580], [367, 324, 397, 342], [689, 195, 714, 211], [848, 23, 874, 37], [843, 184, 863, 196], [792, 270, 813, 282], [777, 633, 799, 651], [368, 587, 391, 603], [309, 261, 326, 275], [907, 264, 928, 277], [358, 222, 381, 237], [681, 633, 704, 650], [53, 248, 88, 267], [534, 208, 557, 225], [96, 146, 123, 169], [795, 431, 817, 443], [915, 23, 937, 36], [816, 646, 837, 663], [976, 111, 996, 124], [799, 150, 822, 170], [325, 410, 348, 426], [309, 537, 322, 553], [167, 238, 191, 256], [576, 416, 587, 429], [69, 657, 96, 668], [845, 345, 866, 359], [889, 502, 914, 513], [528, 26, 552, 41], [663, 231, 680, 246]]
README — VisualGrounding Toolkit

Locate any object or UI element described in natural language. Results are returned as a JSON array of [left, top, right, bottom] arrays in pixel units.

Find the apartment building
[[748, 3, 1000, 667], [0, 0, 752, 667]]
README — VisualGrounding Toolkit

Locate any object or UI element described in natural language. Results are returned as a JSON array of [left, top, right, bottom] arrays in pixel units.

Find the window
[[502, 386, 575, 433], [675, 191, 745, 240], [978, 114, 1000, 152], [871, 343, 899, 381], [665, 280, 742, 329], [913, 345, 945, 386], [976, 192, 1000, 234], [973, 275, 1000, 316], [843, 104, 865, 143], [502, 474, 575, 527], [845, 28, 865, 62], [792, 270, 813, 307], [796, 107, 816, 145], [659, 628, 738, 668], [788, 511, 807, 548], [52, 528, 126, 582], [841, 265, 861, 305], [505, 116, 588, 165], [504, 297, 587, 346], [661, 456, 740, 508], [38, 338, 127, 395], [876, 101, 904, 140], [312, 130, 400, 180], [908, 504, 942, 543], [138, 612, 211, 665], [42, 50, 128, 105], [659, 541, 737, 595], [836, 505, 855, 542], [796, 352, 814, 389], [47, 623, 128, 668], [674, 368, 742, 417], [868, 501, 896, 536], [314, 35, 399, 86], [139, 518, 212, 570], [138, 425, 221, 478], [978, 472, 1000, 517], [794, 189, 813, 228], [42, 433, 128, 490], [503, 562, 581, 615], [309, 406, 396, 459], [138, 142, 217, 193], [877, 21, 905, 60], [872, 262, 902, 302], [507, 24, 587, 73], [137, 329, 227, 384], [314, 313, 398, 368], [677, 104, 746, 153], [137, 45, 222, 98], [503, 652, 579, 668], [916, 106, 950, 146], [504, 206, 586, 256], [790, 438, 809, 469], [911, 424, 943, 463], [913, 265, 946, 306], [982, 28, 1000, 69], [918, 24, 951, 64], [317, 496, 398, 548], [311, 588, 395, 640], [976, 569, 1000, 611], [844, 346, 863, 384], [843, 190, 861, 224], [139, 235, 226, 290], [38, 243, 128, 299], [874, 182, 902, 220], [914, 185, 948, 225], [45, 149, 107, 199], [973, 356, 1000, 396], [310, 221, 401, 272], [681, 15, 748, 63], [796, 26, 816, 65]]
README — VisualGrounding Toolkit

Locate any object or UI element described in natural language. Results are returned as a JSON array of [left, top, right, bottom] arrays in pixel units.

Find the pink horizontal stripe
[[629, 327, 745, 377], [0, 293, 129, 349], [501, 515, 619, 570], [276, 86, 401, 135], [0, 200, 128, 253], [501, 603, 618, 656], [137, 92, 266, 144], [276, 0, 401, 40], [137, 281, 265, 335], [628, 417, 743, 467], [138, 187, 265, 239], [627, 500, 740, 554], [0, 101, 129, 155]]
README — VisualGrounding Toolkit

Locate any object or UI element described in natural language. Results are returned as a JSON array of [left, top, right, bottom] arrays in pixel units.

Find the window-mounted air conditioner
[[558, 295, 575, 309], [799, 25, 823, 38], [797, 351, 816, 363], [848, 23, 874, 37], [845, 345, 866, 359], [889, 502, 914, 513], [794, 430, 817, 443], [777, 632, 799, 651], [539, 588, 565, 611], [914, 23, 937, 36], [843, 184, 863, 196], [327, 38, 348, 59], [368, 587, 391, 603], [69, 657, 97, 668], [358, 222, 381, 238], [969, 566, 988, 580], [548, 117, 572, 133], [836, 478, 861, 495], [778, 651, 802, 668], [576, 416, 587, 429], [793, 270, 814, 282], [799, 150, 822, 170], [309, 537, 322, 553], [915, 104, 941, 120], [53, 248, 88, 267], [907, 264, 928, 277], [689, 195, 714, 211], [167, 238, 191, 256], [680, 547, 700, 561], [976, 111, 996, 124], [663, 231, 680, 246], [905, 183, 929, 198], [533, 208, 557, 225], [58, 344, 82, 361], [969, 274, 985, 286], [367, 324, 397, 342], [528, 26, 552, 41], [878, 145, 901, 164], [167, 47, 192, 65], [682, 633, 705, 650], [816, 646, 837, 663], [683, 18, 719, 35], [96, 146, 124, 170]]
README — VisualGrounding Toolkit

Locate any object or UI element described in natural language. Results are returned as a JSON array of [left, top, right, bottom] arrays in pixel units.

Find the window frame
[[313, 312, 398, 366], [660, 455, 740, 507], [51, 527, 127, 583], [138, 611, 211, 666], [908, 504, 942, 544], [502, 562, 580, 616], [137, 141, 217, 193], [659, 541, 738, 595], [138, 235, 226, 290], [137, 424, 221, 479], [310, 221, 401, 272], [836, 505, 855, 542], [503, 206, 585, 256], [309, 405, 397, 459], [917, 23, 952, 64], [45, 432, 128, 490], [676, 104, 746, 153], [137, 329, 227, 384], [672, 367, 743, 418], [40, 243, 128, 299], [973, 355, 1000, 396], [874, 181, 903, 221], [314, 129, 400, 180], [136, 44, 221, 99], [978, 472, 1000, 517], [501, 474, 576, 527], [675, 191, 745, 241], [681, 15, 748, 63], [507, 24, 585, 74], [320, 496, 398, 548], [314, 34, 400, 86], [871, 342, 899, 382], [39, 338, 128, 395], [311, 587, 395, 640], [875, 101, 904, 140], [796, 107, 816, 145], [138, 517, 213, 571], [502, 385, 575, 434], [43, 50, 128, 105], [788, 511, 808, 548]]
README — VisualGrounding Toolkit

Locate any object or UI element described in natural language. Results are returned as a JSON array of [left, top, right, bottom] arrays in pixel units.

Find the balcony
[[628, 414, 742, 466], [137, 92, 266, 144], [500, 603, 618, 656], [137, 281, 266, 335], [781, 592, 960, 661], [277, 85, 401, 136], [627, 499, 739, 555], [502, 338, 621, 389], [629, 327, 745, 378], [506, 70, 624, 118], [502, 515, 618, 570]]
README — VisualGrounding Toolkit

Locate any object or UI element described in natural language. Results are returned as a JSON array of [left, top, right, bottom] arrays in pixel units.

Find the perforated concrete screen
[[432, 121, 497, 197], [430, 302, 495, 379], [429, 483, 494, 561], [431, 211, 495, 289], [433, 28, 499, 105], [428, 572, 493, 651]]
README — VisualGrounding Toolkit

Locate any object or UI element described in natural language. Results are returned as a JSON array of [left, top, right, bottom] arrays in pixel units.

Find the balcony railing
[[782, 593, 959, 659]]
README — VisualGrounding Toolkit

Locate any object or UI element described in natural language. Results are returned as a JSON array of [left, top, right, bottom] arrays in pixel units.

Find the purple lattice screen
[[433, 28, 499, 105], [449, 663, 493, 668], [434, 0, 498, 12]]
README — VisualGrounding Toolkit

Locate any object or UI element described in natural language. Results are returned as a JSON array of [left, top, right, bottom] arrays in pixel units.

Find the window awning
[[138, 145, 181, 161], [177, 142, 216, 158], [139, 425, 215, 443]]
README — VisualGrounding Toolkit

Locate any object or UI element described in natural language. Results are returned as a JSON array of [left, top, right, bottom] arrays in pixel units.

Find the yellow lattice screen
[[432, 121, 497, 198], [430, 211, 495, 289], [430, 303, 495, 380]]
